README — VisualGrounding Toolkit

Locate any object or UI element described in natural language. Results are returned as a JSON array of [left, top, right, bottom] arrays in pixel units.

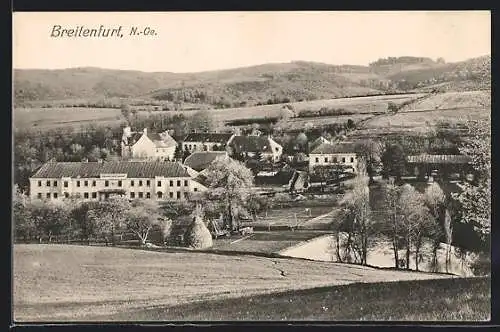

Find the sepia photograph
[[12, 11, 491, 322]]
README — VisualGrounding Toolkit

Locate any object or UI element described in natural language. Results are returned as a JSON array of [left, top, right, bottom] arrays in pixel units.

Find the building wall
[[182, 141, 224, 152], [130, 134, 176, 160], [29, 175, 205, 202], [309, 153, 358, 170], [268, 138, 283, 162]]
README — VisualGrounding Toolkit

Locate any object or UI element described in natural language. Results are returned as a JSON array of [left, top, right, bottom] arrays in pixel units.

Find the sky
[[13, 11, 491, 73]]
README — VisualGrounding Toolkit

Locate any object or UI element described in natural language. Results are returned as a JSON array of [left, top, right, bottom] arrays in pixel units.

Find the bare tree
[[125, 199, 163, 246], [338, 159, 373, 265], [424, 182, 446, 271], [383, 179, 402, 268]]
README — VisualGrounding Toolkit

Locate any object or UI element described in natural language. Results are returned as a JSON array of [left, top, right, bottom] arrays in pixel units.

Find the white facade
[[122, 127, 177, 161], [30, 174, 207, 202], [131, 133, 176, 161], [309, 152, 358, 171], [182, 141, 224, 152]]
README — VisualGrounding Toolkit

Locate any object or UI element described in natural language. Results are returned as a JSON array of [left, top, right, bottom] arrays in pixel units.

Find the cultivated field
[[399, 90, 491, 112], [14, 244, 452, 321], [14, 107, 124, 131], [95, 277, 490, 321], [13, 93, 425, 132]]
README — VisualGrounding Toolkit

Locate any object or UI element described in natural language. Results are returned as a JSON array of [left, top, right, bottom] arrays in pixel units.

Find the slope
[[14, 244, 452, 321]]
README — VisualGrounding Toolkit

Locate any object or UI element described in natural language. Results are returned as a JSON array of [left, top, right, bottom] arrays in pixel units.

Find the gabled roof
[[124, 131, 177, 148], [183, 133, 233, 144], [183, 151, 228, 172], [310, 142, 357, 154], [407, 154, 471, 164], [309, 136, 331, 151], [228, 135, 275, 153], [31, 161, 191, 178]]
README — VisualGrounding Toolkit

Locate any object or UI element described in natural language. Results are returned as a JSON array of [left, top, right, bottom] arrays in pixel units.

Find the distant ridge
[[14, 55, 490, 106]]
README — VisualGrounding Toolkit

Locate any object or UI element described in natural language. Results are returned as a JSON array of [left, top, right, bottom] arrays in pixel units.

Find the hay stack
[[184, 214, 213, 249]]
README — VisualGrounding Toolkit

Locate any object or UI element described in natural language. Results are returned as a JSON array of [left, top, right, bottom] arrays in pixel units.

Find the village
[[18, 113, 485, 276], [12, 11, 491, 323]]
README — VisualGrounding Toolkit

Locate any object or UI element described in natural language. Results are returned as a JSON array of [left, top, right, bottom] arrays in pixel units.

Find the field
[[14, 244, 453, 321], [241, 205, 335, 229], [94, 277, 490, 321], [399, 90, 491, 112], [211, 231, 331, 253], [361, 108, 490, 132], [13, 107, 124, 131], [13, 93, 424, 132]]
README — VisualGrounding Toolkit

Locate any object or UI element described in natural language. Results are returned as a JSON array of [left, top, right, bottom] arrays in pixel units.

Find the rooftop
[[183, 151, 228, 172], [183, 133, 234, 143], [407, 154, 471, 164], [124, 130, 177, 148], [31, 161, 191, 179], [228, 135, 275, 153], [310, 142, 357, 154]]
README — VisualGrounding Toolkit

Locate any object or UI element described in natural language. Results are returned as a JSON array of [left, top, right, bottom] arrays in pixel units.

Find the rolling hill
[[13, 55, 490, 107]]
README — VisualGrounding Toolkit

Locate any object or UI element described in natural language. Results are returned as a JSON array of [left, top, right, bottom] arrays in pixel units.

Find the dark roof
[[310, 142, 357, 154], [193, 173, 210, 187], [309, 136, 331, 152], [31, 161, 191, 178], [407, 154, 471, 164], [124, 131, 177, 148], [255, 170, 295, 186], [183, 152, 228, 172], [229, 135, 273, 153], [183, 133, 233, 144]]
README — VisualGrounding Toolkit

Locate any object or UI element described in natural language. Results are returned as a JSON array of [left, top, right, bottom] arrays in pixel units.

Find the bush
[[184, 215, 213, 249]]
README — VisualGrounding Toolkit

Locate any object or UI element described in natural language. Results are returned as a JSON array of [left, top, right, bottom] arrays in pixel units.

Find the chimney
[[143, 128, 148, 135], [123, 126, 132, 138]]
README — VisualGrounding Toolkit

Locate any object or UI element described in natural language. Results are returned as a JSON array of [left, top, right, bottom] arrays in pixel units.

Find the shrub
[[184, 215, 213, 249]]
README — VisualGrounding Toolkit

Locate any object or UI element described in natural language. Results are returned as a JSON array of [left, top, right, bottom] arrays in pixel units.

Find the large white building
[[309, 142, 358, 172], [29, 160, 207, 202], [121, 127, 178, 161]]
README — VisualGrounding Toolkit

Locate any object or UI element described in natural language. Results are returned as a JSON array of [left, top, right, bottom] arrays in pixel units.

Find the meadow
[[96, 277, 489, 321], [14, 244, 452, 321], [13, 93, 425, 132], [210, 230, 330, 253]]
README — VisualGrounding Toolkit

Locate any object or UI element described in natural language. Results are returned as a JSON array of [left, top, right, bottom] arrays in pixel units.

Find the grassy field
[[242, 205, 335, 228], [13, 93, 423, 131], [14, 244, 453, 321], [13, 107, 124, 131], [358, 108, 491, 134], [399, 90, 490, 112], [94, 277, 490, 321], [211, 231, 331, 253]]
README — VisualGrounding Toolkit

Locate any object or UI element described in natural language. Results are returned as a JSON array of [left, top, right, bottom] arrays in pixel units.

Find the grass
[[14, 244, 453, 322], [91, 277, 490, 321], [211, 231, 331, 253], [13, 93, 423, 132], [244, 205, 335, 228]]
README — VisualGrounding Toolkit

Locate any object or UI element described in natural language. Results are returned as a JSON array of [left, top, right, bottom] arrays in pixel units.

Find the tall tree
[[452, 119, 491, 239], [338, 159, 373, 265], [398, 184, 431, 270], [355, 140, 383, 184], [424, 182, 446, 271], [86, 196, 131, 246], [202, 158, 254, 231], [381, 143, 406, 182], [125, 200, 163, 246]]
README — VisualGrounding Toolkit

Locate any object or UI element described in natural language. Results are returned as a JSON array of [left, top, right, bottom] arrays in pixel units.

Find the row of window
[[37, 190, 194, 200], [314, 156, 355, 163], [37, 179, 190, 188]]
